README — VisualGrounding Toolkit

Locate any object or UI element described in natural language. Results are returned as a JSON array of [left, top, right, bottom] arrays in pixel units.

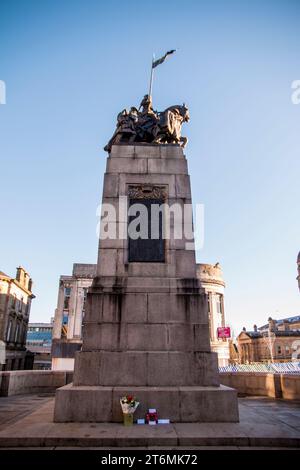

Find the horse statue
[[153, 105, 189, 147], [104, 96, 189, 151]]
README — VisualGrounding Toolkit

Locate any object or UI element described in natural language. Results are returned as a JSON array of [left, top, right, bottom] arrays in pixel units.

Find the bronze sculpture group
[[104, 95, 189, 152]]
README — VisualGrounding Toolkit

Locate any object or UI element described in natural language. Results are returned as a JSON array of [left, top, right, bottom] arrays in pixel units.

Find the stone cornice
[[199, 278, 225, 288], [0, 275, 34, 298]]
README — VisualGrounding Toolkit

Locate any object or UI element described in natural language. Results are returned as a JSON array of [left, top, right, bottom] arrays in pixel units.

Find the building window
[[207, 293, 211, 314], [12, 294, 17, 309], [22, 327, 27, 343], [215, 294, 224, 328], [64, 287, 71, 310], [61, 314, 68, 338], [207, 293, 213, 341], [19, 296, 23, 312], [6, 320, 12, 342], [19, 324, 23, 343], [285, 345, 290, 354], [216, 294, 223, 314], [15, 323, 19, 343], [277, 345, 282, 355]]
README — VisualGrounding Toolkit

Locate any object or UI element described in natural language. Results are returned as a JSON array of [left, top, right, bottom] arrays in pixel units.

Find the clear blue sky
[[0, 0, 299, 335]]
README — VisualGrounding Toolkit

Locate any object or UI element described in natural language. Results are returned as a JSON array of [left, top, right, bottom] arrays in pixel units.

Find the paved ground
[[0, 394, 299, 448], [0, 394, 53, 429]]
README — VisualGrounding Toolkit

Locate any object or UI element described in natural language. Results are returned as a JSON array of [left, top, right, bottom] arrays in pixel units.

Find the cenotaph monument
[[54, 57, 238, 422]]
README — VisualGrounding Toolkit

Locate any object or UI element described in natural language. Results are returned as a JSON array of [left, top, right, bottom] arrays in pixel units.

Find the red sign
[[217, 327, 231, 338]]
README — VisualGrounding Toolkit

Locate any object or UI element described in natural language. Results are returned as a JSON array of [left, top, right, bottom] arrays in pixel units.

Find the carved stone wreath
[[128, 185, 167, 200]]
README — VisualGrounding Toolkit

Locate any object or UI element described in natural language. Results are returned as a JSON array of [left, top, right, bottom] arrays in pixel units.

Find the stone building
[[197, 263, 230, 366], [237, 315, 300, 363], [26, 322, 53, 370], [0, 267, 35, 370], [51, 264, 96, 370], [52, 261, 231, 369]]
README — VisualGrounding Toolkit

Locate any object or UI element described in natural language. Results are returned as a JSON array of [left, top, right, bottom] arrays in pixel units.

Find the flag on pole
[[152, 50, 176, 69]]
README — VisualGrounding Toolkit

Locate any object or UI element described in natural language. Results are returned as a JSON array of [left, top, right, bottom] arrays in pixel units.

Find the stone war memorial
[[54, 54, 239, 423]]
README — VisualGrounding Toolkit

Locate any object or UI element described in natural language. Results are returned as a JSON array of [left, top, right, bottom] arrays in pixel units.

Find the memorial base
[[54, 384, 239, 423]]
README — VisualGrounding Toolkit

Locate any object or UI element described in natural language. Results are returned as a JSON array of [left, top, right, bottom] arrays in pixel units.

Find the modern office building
[[26, 322, 53, 369]]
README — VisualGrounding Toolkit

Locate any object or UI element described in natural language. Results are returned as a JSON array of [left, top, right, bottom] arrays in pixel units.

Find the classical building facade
[[197, 263, 230, 366], [52, 261, 231, 369], [0, 267, 35, 370], [26, 322, 53, 370], [238, 316, 300, 363], [51, 264, 96, 370]]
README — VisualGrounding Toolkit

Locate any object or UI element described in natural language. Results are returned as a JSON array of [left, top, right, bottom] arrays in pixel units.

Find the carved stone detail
[[128, 185, 167, 200]]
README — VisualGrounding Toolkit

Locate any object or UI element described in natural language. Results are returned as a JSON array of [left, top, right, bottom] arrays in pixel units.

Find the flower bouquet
[[120, 395, 139, 426]]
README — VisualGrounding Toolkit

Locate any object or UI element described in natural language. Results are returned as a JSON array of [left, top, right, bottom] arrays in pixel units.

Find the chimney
[[253, 324, 258, 332], [283, 320, 290, 331], [268, 317, 277, 332], [16, 266, 22, 282]]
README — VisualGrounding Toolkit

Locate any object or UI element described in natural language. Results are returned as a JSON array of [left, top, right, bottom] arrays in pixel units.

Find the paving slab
[[174, 422, 249, 447]]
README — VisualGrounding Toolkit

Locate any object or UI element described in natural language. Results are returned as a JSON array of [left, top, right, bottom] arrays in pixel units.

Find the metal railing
[[219, 361, 300, 374]]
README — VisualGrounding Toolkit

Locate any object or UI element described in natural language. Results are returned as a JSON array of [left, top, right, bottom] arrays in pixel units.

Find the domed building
[[196, 263, 231, 366]]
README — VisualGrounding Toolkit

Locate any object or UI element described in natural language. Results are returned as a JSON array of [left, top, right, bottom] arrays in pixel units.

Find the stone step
[[1, 397, 299, 448]]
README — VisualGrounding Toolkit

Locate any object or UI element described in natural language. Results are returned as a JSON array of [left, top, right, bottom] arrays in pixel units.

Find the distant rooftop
[[0, 270, 9, 276], [72, 263, 97, 279], [245, 330, 300, 338], [259, 315, 300, 331], [28, 323, 53, 328]]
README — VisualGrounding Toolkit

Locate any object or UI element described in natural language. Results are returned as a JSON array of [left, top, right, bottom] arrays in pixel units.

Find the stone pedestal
[[54, 144, 239, 422]]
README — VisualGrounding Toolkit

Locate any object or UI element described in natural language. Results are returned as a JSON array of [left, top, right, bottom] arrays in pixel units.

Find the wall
[[0, 369, 299, 399], [220, 372, 300, 399], [52, 357, 75, 371], [0, 370, 73, 396]]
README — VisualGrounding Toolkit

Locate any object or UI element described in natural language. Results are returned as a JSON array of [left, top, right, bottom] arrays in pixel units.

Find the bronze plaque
[[128, 198, 165, 262]]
